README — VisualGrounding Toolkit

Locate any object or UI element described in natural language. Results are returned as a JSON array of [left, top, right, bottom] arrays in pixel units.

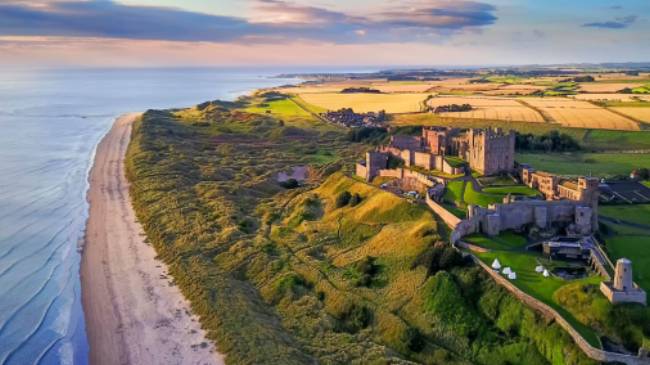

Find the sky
[[0, 0, 648, 68]]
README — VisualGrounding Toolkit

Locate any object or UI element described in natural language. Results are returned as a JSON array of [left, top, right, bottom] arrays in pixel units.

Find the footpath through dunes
[[80, 113, 225, 365]]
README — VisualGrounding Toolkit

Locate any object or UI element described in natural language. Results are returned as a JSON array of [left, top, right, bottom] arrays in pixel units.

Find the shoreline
[[80, 113, 225, 365]]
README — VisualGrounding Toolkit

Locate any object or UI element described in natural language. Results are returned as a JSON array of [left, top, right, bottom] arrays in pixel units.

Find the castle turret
[[600, 258, 646, 305], [614, 258, 634, 292]]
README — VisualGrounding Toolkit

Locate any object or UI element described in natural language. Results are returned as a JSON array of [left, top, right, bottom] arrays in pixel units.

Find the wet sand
[[81, 113, 225, 365]]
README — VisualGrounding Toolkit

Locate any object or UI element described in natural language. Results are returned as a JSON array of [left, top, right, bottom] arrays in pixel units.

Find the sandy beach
[[81, 113, 225, 365]]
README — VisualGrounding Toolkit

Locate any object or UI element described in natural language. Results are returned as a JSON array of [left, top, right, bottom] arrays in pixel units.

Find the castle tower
[[614, 258, 634, 291], [600, 257, 646, 305]]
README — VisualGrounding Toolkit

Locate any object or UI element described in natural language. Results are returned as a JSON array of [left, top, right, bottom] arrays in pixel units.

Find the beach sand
[[81, 113, 225, 365]]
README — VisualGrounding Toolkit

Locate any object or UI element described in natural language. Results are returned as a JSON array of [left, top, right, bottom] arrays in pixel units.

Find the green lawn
[[517, 152, 650, 177], [443, 180, 466, 205], [463, 231, 528, 250], [445, 156, 467, 168], [643, 181, 650, 188], [601, 213, 650, 292], [600, 204, 650, 227], [482, 185, 540, 197], [245, 98, 312, 117], [475, 251, 602, 347], [584, 130, 650, 151], [463, 183, 538, 207]]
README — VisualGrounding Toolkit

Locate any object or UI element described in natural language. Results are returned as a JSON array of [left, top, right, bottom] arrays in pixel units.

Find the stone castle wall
[[474, 257, 648, 365]]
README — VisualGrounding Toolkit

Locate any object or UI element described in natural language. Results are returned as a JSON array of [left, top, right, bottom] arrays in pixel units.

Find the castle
[[356, 126, 516, 181], [600, 258, 647, 305], [521, 166, 600, 203]]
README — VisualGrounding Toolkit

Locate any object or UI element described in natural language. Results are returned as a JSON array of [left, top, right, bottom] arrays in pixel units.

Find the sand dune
[[81, 113, 225, 365]]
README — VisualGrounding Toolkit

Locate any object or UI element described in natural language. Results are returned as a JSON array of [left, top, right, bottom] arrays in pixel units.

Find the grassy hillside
[[125, 101, 596, 364]]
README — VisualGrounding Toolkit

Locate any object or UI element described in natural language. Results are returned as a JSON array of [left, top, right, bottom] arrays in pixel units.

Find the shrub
[[335, 191, 352, 208], [354, 256, 380, 287], [336, 304, 372, 333], [402, 327, 426, 353], [349, 193, 362, 207]]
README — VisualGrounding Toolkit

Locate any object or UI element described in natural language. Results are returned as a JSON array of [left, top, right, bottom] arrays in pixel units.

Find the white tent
[[492, 258, 502, 270], [508, 272, 517, 280], [543, 269, 550, 278], [502, 267, 512, 275], [535, 265, 544, 273]]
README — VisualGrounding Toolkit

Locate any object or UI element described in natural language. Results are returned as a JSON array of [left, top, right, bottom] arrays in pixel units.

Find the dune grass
[[125, 98, 598, 365]]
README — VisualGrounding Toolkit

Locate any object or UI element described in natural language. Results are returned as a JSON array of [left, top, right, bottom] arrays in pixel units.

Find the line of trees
[[515, 130, 580, 152]]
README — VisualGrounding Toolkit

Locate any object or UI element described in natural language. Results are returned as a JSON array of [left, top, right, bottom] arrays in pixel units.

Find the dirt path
[[81, 113, 225, 365]]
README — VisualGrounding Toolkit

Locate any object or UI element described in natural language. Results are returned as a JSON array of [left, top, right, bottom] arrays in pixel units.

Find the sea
[[0, 67, 341, 365]]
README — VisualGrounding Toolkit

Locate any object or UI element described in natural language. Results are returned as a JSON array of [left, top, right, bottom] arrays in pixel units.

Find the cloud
[[582, 15, 637, 29], [0, 0, 498, 44]]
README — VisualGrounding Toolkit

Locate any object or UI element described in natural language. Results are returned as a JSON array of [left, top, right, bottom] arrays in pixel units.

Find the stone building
[[355, 152, 388, 181], [462, 128, 516, 176], [601, 258, 646, 305], [465, 196, 595, 237], [522, 167, 599, 206]]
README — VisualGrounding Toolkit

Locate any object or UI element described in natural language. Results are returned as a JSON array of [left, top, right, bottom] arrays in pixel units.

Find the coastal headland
[[80, 113, 225, 365]]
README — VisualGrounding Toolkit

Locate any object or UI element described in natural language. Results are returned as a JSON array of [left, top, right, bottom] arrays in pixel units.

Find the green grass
[[600, 209, 650, 292], [463, 231, 528, 250], [464, 184, 506, 207], [600, 204, 650, 227], [482, 185, 540, 197], [443, 180, 466, 205], [517, 152, 650, 177], [462, 183, 538, 207], [631, 84, 650, 94], [444, 156, 467, 168], [245, 98, 312, 117], [643, 181, 650, 188], [584, 130, 650, 151], [475, 251, 602, 347]]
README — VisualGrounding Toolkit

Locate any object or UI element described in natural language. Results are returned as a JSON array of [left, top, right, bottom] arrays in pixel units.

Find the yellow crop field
[[578, 82, 645, 93], [298, 92, 430, 113], [522, 98, 640, 130], [427, 96, 545, 123], [571, 93, 650, 102], [612, 107, 650, 123]]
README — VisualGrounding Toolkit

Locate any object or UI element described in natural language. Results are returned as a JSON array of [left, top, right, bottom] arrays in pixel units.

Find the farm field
[[571, 93, 650, 102], [577, 82, 646, 93], [298, 92, 430, 113], [521, 98, 640, 130], [427, 96, 545, 123], [517, 152, 650, 177], [611, 107, 650, 123]]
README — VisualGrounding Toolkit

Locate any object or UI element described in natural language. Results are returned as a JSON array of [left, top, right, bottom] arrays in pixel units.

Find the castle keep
[[356, 126, 516, 181], [463, 128, 516, 176]]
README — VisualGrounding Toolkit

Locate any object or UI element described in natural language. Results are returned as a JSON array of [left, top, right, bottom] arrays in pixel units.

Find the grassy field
[[517, 152, 650, 177], [463, 232, 528, 250], [298, 92, 431, 113], [124, 98, 597, 364], [464, 183, 539, 207], [600, 205, 650, 292]]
